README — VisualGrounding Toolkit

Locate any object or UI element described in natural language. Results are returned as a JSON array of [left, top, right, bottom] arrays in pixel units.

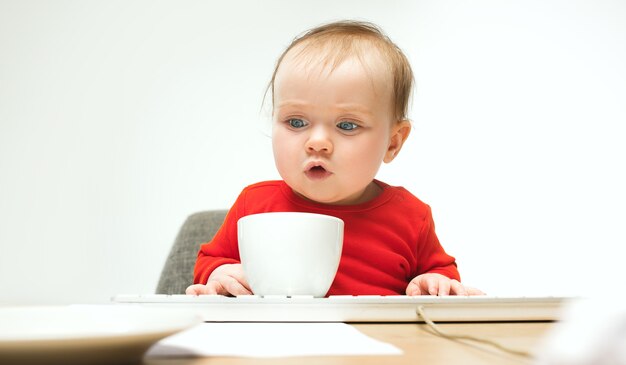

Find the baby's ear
[[384, 120, 411, 163]]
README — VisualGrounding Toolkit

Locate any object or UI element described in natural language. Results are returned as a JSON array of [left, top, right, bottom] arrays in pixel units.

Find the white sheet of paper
[[146, 322, 403, 358]]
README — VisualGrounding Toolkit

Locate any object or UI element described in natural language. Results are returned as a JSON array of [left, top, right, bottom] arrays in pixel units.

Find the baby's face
[[272, 49, 405, 205]]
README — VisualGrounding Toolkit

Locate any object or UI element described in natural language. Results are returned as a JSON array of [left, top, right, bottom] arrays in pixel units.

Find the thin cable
[[416, 306, 532, 358]]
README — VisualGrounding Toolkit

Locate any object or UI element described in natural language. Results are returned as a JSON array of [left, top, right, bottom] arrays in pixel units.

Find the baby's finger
[[466, 286, 486, 296], [204, 281, 225, 295], [405, 281, 423, 296], [450, 280, 467, 296], [437, 277, 451, 296], [427, 278, 439, 295], [223, 276, 253, 296], [185, 285, 199, 295], [185, 284, 212, 295], [229, 271, 252, 292]]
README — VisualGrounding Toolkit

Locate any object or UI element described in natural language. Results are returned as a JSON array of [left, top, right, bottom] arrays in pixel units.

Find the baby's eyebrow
[[275, 101, 375, 119], [334, 103, 374, 116], [275, 100, 310, 109]]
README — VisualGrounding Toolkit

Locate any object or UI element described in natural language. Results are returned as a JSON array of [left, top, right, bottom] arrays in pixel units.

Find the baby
[[187, 20, 483, 297]]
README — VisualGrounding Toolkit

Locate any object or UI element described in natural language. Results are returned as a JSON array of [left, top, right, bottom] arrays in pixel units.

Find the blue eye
[[288, 118, 307, 128], [337, 121, 358, 131]]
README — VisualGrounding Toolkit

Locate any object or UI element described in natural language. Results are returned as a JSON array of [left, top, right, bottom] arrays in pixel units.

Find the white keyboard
[[112, 294, 570, 323]]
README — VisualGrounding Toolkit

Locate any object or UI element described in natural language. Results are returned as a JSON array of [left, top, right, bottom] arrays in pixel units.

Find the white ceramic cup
[[237, 212, 344, 297]]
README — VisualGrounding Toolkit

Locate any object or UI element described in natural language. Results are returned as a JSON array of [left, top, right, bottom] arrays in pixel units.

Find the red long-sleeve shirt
[[193, 180, 459, 295]]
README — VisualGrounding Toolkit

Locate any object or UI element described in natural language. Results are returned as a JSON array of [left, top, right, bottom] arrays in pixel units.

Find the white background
[[1, 0, 625, 305]]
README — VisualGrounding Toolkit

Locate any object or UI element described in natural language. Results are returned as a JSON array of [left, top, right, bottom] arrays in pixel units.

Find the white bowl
[[0, 305, 202, 365]]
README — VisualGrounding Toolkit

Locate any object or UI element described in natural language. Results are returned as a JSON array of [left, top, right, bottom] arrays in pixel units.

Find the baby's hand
[[406, 273, 484, 296], [185, 263, 252, 296]]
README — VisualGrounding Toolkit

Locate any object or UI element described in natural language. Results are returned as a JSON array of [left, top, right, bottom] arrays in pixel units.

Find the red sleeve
[[192, 195, 244, 285], [415, 206, 460, 281]]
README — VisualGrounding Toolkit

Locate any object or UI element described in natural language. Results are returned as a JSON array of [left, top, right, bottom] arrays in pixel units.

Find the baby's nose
[[305, 126, 333, 154]]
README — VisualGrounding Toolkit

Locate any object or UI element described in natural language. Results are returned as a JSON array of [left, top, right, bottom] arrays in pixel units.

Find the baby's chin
[[291, 187, 340, 205], [292, 187, 367, 206]]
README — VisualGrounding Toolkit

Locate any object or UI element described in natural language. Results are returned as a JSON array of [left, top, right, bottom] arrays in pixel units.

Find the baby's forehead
[[287, 38, 388, 67], [280, 40, 393, 86]]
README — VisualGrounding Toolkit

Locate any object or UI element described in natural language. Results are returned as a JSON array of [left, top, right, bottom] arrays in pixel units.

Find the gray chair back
[[156, 210, 228, 294]]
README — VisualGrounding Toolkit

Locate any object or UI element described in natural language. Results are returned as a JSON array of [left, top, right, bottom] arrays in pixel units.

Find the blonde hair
[[266, 20, 414, 122]]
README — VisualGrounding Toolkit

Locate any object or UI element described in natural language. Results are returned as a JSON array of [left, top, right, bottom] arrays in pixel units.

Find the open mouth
[[305, 165, 332, 180]]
